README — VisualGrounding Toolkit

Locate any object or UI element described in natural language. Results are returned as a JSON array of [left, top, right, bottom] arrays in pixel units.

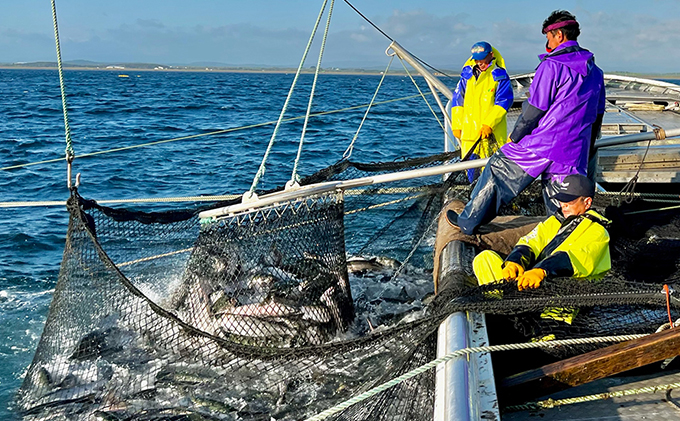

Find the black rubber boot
[[446, 209, 459, 228]]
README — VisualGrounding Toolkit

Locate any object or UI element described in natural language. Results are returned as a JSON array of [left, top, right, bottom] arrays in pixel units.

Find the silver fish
[[215, 313, 298, 339], [346, 256, 385, 273]]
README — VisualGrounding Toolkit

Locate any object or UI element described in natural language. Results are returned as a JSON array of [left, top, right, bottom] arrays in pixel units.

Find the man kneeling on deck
[[473, 174, 610, 304]]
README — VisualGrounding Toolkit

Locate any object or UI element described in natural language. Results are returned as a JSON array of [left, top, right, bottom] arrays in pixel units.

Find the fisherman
[[451, 41, 513, 182], [448, 10, 605, 234], [472, 174, 610, 311]]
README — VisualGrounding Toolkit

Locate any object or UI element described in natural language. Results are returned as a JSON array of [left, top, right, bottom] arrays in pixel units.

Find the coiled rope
[[50, 0, 75, 188], [303, 334, 646, 421], [248, 0, 329, 197], [290, 0, 335, 187]]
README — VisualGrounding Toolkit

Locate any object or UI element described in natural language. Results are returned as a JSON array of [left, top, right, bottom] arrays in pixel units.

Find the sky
[[1, 0, 680, 73]]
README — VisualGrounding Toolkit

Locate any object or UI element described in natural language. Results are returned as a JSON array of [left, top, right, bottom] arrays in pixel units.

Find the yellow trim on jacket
[[516, 210, 611, 278]]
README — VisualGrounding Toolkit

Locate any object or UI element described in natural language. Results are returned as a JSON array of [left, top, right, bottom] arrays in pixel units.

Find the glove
[[502, 261, 524, 280], [517, 268, 547, 291], [453, 129, 462, 139], [480, 125, 493, 140]]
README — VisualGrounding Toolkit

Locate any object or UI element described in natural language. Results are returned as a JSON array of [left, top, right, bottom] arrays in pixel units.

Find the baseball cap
[[552, 174, 595, 202], [470, 42, 492, 60]]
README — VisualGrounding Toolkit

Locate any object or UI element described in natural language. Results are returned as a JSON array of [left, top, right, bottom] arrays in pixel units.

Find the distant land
[[1, 61, 679, 80], [0, 60, 434, 76]]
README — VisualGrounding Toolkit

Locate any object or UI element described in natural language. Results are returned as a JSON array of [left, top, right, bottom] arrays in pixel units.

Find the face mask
[[545, 40, 553, 53]]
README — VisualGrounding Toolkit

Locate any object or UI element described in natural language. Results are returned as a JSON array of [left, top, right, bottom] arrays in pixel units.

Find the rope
[[624, 204, 680, 216], [0, 188, 430, 209], [343, 56, 394, 160], [50, 0, 75, 188], [399, 58, 444, 131], [304, 334, 646, 421], [387, 203, 439, 281], [341, 0, 454, 79], [620, 130, 655, 203], [1, 94, 431, 172], [598, 191, 680, 199], [248, 0, 329, 196], [0, 194, 241, 208], [291, 0, 335, 186], [344, 193, 428, 215], [505, 381, 680, 412]]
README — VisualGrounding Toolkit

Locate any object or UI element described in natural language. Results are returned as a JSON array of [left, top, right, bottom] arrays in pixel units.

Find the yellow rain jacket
[[473, 209, 611, 325], [451, 47, 514, 158], [508, 209, 611, 279]]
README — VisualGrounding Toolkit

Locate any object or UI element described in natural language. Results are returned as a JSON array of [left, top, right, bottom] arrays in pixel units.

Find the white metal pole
[[199, 158, 488, 219], [595, 128, 680, 149]]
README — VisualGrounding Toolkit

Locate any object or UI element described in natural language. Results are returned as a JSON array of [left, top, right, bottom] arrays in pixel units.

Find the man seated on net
[[472, 174, 610, 306]]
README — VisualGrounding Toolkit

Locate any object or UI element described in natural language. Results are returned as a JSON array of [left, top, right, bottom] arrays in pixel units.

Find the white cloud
[[3, 7, 679, 74]]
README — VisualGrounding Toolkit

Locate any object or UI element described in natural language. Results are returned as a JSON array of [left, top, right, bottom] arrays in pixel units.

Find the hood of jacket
[[463, 46, 507, 69], [538, 41, 594, 77]]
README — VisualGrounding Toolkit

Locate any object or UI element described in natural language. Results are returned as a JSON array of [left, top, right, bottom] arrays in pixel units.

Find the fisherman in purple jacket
[[448, 10, 605, 235]]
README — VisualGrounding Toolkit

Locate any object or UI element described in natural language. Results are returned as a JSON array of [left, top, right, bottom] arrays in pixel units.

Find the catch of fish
[[18, 252, 433, 420]]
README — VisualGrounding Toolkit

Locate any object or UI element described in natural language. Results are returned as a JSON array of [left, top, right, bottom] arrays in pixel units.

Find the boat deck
[[504, 367, 680, 420]]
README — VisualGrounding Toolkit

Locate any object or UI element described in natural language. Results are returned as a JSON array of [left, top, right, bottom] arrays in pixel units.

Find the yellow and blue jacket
[[505, 210, 611, 278], [451, 47, 514, 159]]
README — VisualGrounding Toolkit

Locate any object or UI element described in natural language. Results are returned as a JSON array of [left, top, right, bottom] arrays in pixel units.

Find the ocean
[[0, 68, 447, 419]]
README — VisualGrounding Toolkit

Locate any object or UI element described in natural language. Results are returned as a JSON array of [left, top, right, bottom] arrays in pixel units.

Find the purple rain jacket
[[506, 41, 605, 172]]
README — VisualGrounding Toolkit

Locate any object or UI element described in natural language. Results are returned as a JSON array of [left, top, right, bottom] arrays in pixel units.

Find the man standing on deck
[[451, 41, 514, 182], [448, 10, 606, 235]]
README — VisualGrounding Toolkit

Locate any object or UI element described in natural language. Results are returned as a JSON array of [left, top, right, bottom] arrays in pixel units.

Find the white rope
[[0, 195, 241, 208], [399, 58, 444, 131], [50, 0, 75, 189], [1, 94, 432, 173], [0, 188, 438, 209], [290, 0, 335, 186], [343, 56, 395, 160], [248, 0, 329, 196], [304, 334, 646, 421]]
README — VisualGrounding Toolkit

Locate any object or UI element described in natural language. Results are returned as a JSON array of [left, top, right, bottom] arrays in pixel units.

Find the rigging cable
[[399, 58, 444, 130], [248, 0, 329, 198], [0, 93, 431, 172], [50, 0, 76, 189], [343, 55, 394, 160], [290, 0, 335, 187], [342, 0, 455, 80]]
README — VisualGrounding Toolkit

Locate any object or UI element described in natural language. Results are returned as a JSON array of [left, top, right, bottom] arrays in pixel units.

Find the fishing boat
[[13, 1, 680, 420], [433, 72, 680, 420]]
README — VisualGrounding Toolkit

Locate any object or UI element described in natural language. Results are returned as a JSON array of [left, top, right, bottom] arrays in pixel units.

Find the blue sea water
[[0, 68, 448, 419]]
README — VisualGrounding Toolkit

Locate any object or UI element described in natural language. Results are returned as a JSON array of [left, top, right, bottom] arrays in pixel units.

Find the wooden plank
[[499, 326, 680, 404]]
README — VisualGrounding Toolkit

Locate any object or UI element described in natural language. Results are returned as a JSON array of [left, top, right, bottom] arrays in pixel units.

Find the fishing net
[[16, 153, 680, 421]]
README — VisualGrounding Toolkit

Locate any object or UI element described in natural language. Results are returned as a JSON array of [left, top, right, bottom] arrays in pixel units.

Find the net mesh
[[17, 153, 680, 420]]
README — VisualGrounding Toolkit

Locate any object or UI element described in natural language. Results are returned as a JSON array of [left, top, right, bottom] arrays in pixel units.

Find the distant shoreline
[[1, 65, 679, 80], [0, 65, 426, 77]]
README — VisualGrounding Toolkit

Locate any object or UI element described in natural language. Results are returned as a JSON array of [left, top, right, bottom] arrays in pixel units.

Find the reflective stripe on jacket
[[505, 209, 611, 278], [451, 47, 514, 158]]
